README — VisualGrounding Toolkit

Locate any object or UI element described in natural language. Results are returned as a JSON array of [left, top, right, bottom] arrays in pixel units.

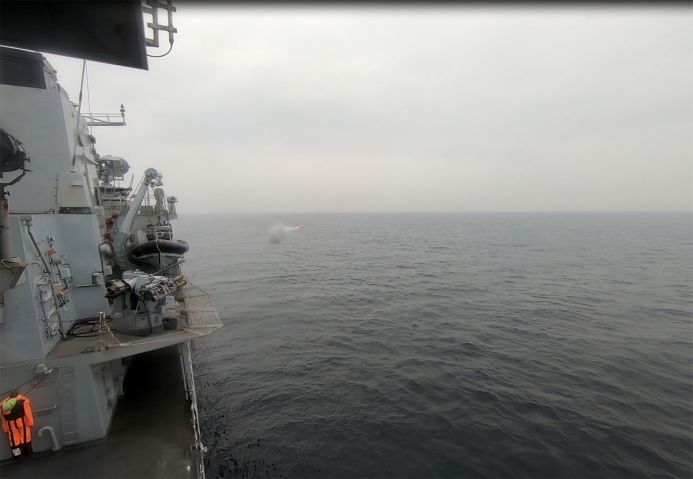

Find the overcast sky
[[46, 6, 692, 214]]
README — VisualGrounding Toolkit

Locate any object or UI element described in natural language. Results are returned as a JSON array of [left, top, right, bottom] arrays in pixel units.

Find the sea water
[[175, 212, 692, 478]]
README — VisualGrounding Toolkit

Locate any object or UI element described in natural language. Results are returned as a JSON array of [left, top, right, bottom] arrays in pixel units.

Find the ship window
[[0, 49, 46, 89]]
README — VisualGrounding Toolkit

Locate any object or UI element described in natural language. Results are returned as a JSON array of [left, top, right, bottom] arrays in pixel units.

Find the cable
[[142, 300, 153, 336], [155, 233, 162, 271], [25, 226, 48, 274], [23, 220, 65, 337], [152, 258, 185, 276], [85, 62, 92, 118], [146, 41, 174, 58], [0, 368, 54, 400], [68, 317, 114, 338], [71, 60, 87, 167]]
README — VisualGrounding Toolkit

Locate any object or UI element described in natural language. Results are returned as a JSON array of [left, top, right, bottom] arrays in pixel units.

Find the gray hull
[[0, 346, 199, 478], [0, 39, 221, 478]]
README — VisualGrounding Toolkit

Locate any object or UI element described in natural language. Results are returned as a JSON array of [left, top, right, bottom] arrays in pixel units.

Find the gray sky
[[47, 6, 692, 214]]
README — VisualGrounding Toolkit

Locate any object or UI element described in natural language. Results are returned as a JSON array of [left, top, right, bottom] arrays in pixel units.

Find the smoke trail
[[268, 222, 295, 244]]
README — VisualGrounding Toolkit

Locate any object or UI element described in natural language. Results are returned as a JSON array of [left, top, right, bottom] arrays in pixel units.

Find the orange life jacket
[[1, 394, 34, 447]]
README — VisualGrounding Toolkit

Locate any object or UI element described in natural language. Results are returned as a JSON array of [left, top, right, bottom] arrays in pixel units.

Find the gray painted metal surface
[[0, 45, 221, 476], [0, 346, 200, 478]]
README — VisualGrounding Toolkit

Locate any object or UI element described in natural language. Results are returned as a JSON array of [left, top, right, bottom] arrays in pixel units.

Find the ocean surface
[[174, 213, 692, 479]]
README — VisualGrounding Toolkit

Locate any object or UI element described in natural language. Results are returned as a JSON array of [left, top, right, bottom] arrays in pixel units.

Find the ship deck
[[0, 345, 198, 479], [46, 284, 222, 367]]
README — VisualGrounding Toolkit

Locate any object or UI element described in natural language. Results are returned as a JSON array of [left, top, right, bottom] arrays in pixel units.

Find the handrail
[[83, 112, 126, 127], [35, 404, 58, 415], [0, 360, 29, 370]]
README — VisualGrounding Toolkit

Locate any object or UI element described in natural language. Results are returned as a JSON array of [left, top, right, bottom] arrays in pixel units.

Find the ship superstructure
[[0, 5, 221, 476]]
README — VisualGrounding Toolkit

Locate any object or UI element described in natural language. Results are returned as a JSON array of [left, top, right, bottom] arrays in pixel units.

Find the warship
[[0, 1, 222, 477]]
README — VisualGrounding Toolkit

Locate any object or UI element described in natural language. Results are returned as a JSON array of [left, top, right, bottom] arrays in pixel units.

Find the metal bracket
[[142, 0, 177, 49], [84, 105, 126, 127]]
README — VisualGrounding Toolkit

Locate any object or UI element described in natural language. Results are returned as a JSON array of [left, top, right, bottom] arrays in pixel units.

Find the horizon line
[[176, 210, 692, 215]]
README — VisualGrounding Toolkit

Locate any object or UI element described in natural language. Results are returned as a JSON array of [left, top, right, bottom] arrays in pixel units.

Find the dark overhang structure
[[0, 0, 149, 70]]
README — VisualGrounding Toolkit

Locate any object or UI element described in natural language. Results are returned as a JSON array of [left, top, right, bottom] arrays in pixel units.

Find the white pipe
[[112, 170, 158, 269], [117, 177, 148, 236], [38, 425, 61, 451]]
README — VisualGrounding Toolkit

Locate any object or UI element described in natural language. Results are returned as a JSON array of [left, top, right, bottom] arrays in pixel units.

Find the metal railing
[[83, 112, 126, 127]]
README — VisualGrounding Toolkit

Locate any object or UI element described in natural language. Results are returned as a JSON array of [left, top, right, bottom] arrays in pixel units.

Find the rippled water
[[175, 213, 692, 478]]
